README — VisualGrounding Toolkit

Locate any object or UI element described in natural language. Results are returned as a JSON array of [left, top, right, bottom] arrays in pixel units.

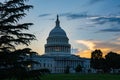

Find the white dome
[[45, 15, 71, 56], [49, 26, 67, 37]]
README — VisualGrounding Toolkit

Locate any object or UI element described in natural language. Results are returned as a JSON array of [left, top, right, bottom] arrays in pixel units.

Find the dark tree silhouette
[[91, 49, 103, 60], [75, 64, 82, 73], [0, 0, 35, 50], [90, 49, 105, 72], [0, 0, 41, 79], [11, 48, 39, 69], [105, 51, 120, 72]]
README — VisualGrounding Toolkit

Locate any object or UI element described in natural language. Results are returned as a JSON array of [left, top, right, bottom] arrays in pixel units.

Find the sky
[[1, 0, 120, 58]]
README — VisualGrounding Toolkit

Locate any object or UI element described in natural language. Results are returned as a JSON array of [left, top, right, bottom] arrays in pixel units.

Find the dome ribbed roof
[[48, 15, 67, 37], [49, 26, 67, 37]]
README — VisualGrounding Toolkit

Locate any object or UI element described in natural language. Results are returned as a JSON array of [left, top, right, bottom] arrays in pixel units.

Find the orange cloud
[[76, 40, 95, 50], [76, 50, 91, 58], [76, 47, 111, 58], [75, 40, 120, 58]]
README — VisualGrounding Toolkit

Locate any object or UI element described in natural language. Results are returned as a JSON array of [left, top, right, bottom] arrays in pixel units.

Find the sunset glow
[[1, 0, 119, 58]]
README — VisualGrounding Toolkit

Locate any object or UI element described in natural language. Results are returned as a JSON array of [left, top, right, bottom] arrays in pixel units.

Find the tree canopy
[[105, 52, 120, 69], [90, 49, 104, 69], [0, 0, 36, 51], [90, 49, 120, 73], [0, 0, 41, 79]]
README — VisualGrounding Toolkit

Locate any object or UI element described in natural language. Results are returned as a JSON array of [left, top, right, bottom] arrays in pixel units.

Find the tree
[[91, 49, 103, 60], [90, 49, 103, 69], [105, 52, 120, 71], [0, 0, 40, 79], [90, 49, 106, 73], [75, 64, 82, 73], [11, 48, 39, 70], [0, 0, 35, 51]]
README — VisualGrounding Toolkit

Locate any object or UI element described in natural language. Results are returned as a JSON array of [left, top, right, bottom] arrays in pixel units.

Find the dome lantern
[[55, 15, 60, 27]]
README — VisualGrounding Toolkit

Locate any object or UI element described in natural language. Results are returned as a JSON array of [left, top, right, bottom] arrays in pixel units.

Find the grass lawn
[[41, 73, 120, 80]]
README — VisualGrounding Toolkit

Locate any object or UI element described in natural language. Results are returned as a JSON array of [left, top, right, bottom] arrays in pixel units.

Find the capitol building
[[31, 15, 90, 73]]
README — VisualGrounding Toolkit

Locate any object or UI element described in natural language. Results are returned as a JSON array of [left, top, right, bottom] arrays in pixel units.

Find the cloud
[[48, 18, 55, 20], [116, 37, 120, 41], [76, 50, 92, 58], [114, 33, 120, 36], [94, 41, 120, 50], [76, 40, 95, 50], [89, 16, 120, 33], [61, 12, 120, 25], [99, 28, 120, 32], [61, 12, 89, 20], [92, 16, 120, 24], [62, 12, 120, 33], [76, 48, 110, 58], [0, 0, 5, 3], [39, 14, 51, 17], [89, 0, 104, 5], [75, 40, 120, 58]]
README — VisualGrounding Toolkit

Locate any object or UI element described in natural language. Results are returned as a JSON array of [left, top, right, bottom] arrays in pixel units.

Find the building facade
[[32, 15, 90, 73]]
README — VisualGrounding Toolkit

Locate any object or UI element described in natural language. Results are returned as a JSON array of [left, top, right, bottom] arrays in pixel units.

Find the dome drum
[[45, 46, 71, 54], [47, 37, 69, 44], [45, 44, 71, 47]]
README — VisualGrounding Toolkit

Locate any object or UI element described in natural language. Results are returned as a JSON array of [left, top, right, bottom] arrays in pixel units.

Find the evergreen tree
[[0, 0, 41, 79], [0, 0, 35, 51]]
